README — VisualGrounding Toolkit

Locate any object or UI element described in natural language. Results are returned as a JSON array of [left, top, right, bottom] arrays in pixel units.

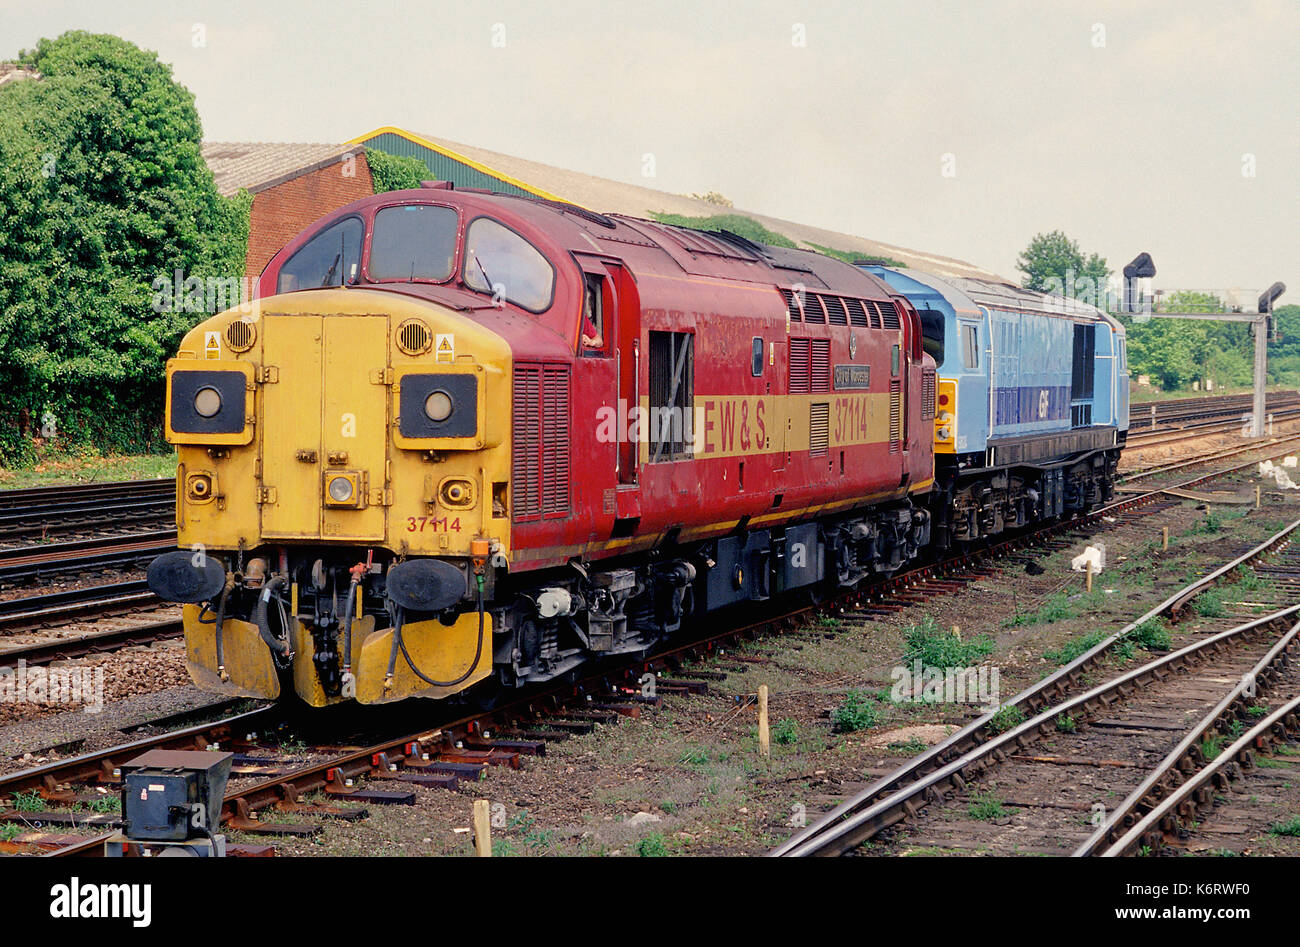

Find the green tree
[[1016, 230, 1111, 301], [0, 31, 247, 463], [367, 150, 429, 192]]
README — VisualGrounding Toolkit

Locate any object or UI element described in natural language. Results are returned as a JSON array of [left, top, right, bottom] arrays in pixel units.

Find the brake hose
[[384, 574, 487, 691], [254, 575, 292, 658]]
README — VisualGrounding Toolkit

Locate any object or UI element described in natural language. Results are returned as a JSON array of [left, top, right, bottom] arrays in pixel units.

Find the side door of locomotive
[[573, 254, 641, 527]]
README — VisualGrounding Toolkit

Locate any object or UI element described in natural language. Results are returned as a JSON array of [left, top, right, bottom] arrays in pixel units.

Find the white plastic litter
[[1275, 467, 1299, 490], [1259, 460, 1276, 477], [1071, 544, 1106, 573], [1284, 456, 1298, 468]]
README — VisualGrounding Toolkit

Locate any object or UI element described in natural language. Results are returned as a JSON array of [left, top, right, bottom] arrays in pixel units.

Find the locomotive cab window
[[751, 337, 764, 376], [368, 204, 458, 282], [463, 217, 555, 312], [648, 331, 694, 462], [277, 217, 364, 293], [960, 322, 980, 369], [581, 273, 605, 352]]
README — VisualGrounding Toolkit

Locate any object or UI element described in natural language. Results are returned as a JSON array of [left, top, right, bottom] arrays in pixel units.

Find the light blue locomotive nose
[[862, 264, 1129, 549]]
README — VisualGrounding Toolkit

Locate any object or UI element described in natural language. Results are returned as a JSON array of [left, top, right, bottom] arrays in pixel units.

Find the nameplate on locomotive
[[833, 365, 871, 390]]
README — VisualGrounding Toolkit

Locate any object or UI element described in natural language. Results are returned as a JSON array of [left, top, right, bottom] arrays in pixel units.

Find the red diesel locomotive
[[148, 184, 936, 705]]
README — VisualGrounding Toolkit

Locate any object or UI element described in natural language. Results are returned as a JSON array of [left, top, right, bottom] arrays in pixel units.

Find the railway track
[[0, 531, 175, 586], [0, 580, 158, 632], [0, 479, 174, 546], [770, 518, 1300, 857], [0, 439, 1293, 856], [1132, 390, 1300, 431]]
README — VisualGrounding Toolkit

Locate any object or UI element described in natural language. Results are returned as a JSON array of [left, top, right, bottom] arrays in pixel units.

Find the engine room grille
[[512, 363, 570, 520], [803, 294, 827, 324], [810, 339, 830, 392], [846, 298, 870, 328], [877, 300, 901, 330], [889, 379, 902, 452], [809, 402, 830, 457], [789, 339, 810, 394], [825, 296, 848, 325], [780, 288, 802, 322], [921, 369, 936, 421]]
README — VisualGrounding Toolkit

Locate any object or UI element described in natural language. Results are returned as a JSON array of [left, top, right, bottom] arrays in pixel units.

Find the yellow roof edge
[[348, 126, 579, 206]]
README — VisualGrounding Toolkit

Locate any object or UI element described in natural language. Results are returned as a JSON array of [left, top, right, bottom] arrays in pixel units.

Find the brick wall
[[245, 153, 373, 278]]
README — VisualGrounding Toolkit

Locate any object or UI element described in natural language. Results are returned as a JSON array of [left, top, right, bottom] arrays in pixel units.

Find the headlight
[[424, 390, 453, 422], [327, 476, 354, 503], [194, 386, 223, 418]]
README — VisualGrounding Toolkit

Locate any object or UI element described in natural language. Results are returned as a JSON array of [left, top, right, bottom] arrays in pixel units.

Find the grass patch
[[1043, 630, 1108, 665], [1055, 714, 1078, 733], [0, 823, 23, 842], [987, 704, 1026, 734], [1192, 588, 1228, 618], [648, 212, 797, 248], [1268, 816, 1300, 837], [888, 736, 928, 754], [1233, 566, 1270, 593], [0, 450, 176, 490], [903, 616, 994, 668], [1003, 593, 1086, 629], [832, 690, 880, 733], [1186, 511, 1224, 535], [1199, 734, 1227, 761], [636, 832, 668, 856], [967, 790, 1006, 821], [772, 719, 799, 745], [1130, 617, 1172, 651], [10, 791, 43, 813]]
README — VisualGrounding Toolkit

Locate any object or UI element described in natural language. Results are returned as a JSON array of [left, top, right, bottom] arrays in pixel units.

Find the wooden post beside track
[[758, 685, 770, 758], [1257, 485, 1262, 509], [1162, 527, 1169, 551], [473, 799, 492, 857], [1086, 561, 1094, 593]]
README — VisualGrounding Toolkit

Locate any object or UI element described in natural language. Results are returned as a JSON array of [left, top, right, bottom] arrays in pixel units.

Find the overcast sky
[[4, 0, 1296, 299]]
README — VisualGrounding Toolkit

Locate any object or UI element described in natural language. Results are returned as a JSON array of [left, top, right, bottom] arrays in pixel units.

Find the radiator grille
[[825, 296, 848, 325], [809, 403, 830, 457], [921, 370, 936, 421], [512, 363, 570, 520], [889, 379, 902, 452]]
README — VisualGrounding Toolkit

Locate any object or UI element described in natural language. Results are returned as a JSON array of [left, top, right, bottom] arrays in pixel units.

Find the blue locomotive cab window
[[277, 217, 363, 293], [960, 323, 980, 369], [918, 310, 944, 366], [463, 218, 555, 312], [369, 205, 458, 282]]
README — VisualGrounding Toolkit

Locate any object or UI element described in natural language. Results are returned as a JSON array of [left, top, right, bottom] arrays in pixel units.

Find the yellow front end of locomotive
[[162, 288, 514, 705]]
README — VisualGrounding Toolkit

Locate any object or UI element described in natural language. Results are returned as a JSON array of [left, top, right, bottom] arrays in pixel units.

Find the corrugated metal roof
[[201, 142, 364, 196], [350, 126, 1003, 281]]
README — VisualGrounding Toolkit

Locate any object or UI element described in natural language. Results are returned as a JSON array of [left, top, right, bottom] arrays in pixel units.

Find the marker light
[[194, 387, 223, 418]]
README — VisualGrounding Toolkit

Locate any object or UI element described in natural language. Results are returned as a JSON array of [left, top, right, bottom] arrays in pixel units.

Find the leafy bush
[[0, 31, 249, 463], [1130, 618, 1172, 651], [367, 149, 429, 192], [903, 616, 995, 668], [832, 690, 879, 733]]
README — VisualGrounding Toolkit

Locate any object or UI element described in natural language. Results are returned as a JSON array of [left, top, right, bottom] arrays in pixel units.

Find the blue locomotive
[[864, 266, 1130, 549]]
